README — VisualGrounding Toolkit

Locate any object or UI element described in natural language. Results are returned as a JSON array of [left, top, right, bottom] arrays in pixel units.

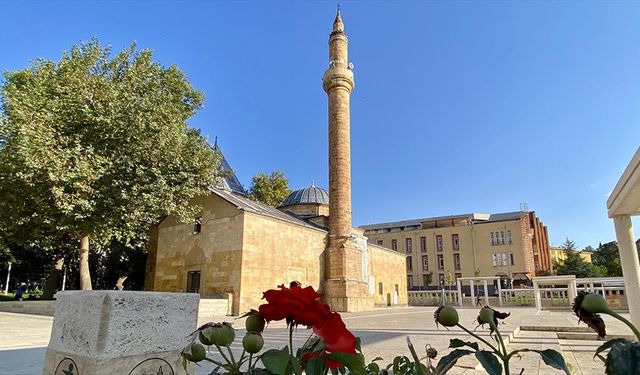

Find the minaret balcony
[[322, 67, 355, 92]]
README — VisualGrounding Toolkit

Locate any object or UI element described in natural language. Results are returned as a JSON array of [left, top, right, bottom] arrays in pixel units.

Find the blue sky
[[1, 1, 639, 248]]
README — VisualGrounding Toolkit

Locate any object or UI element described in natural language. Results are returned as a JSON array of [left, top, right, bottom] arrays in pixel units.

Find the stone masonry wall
[[368, 244, 408, 306], [238, 212, 327, 315]]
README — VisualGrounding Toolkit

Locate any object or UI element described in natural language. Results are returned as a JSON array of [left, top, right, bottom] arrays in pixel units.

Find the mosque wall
[[238, 212, 327, 315], [148, 194, 245, 313], [368, 243, 409, 307]]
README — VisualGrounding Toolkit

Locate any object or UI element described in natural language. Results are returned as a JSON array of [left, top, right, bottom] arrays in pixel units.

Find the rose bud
[[426, 345, 438, 359], [182, 342, 206, 362], [478, 307, 495, 325], [245, 310, 266, 333], [434, 305, 459, 327], [581, 293, 610, 315], [198, 322, 235, 347], [242, 333, 264, 354]]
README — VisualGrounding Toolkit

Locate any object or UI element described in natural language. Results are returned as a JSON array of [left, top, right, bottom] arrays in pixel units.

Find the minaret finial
[[311, 179, 315, 187], [333, 4, 344, 32]]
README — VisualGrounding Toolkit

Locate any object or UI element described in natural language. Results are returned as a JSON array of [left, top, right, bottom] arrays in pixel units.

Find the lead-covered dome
[[280, 184, 329, 207]]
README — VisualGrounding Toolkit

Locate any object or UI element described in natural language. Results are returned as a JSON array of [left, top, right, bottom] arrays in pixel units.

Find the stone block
[[42, 290, 199, 375]]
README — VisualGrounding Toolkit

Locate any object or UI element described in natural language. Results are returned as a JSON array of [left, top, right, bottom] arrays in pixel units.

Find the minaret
[[323, 9, 373, 312]]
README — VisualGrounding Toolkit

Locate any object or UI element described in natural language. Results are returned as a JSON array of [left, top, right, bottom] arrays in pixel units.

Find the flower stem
[[248, 353, 253, 373], [455, 324, 501, 355], [203, 356, 225, 367], [289, 324, 294, 356], [608, 310, 640, 341], [215, 343, 232, 364], [491, 322, 510, 375], [226, 345, 236, 364]]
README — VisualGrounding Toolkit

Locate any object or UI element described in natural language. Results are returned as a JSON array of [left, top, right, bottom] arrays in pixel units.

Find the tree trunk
[[115, 275, 128, 291], [41, 253, 64, 300], [79, 230, 92, 290]]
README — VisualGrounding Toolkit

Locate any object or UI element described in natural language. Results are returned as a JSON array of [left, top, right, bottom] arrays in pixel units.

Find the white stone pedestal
[[42, 291, 199, 375]]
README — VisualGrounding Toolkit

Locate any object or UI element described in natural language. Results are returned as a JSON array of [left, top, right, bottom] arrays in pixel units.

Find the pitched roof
[[213, 144, 247, 196], [210, 188, 325, 231]]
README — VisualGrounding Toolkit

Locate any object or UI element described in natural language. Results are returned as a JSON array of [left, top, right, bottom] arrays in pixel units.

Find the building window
[[406, 256, 413, 272], [420, 236, 427, 253], [193, 217, 202, 234], [437, 254, 444, 270], [407, 275, 414, 289], [377, 239, 383, 246], [405, 238, 412, 253], [438, 273, 445, 287], [452, 234, 459, 251], [422, 255, 428, 271], [492, 253, 498, 266], [422, 274, 430, 286], [454, 253, 461, 271], [500, 231, 505, 245], [391, 239, 398, 251], [510, 252, 515, 266], [490, 232, 495, 245], [507, 230, 512, 244], [378, 282, 383, 295], [436, 235, 443, 251], [502, 252, 507, 266]]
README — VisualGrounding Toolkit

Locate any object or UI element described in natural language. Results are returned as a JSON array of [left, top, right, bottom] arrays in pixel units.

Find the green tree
[[248, 171, 292, 206], [554, 239, 605, 278], [0, 39, 219, 290]]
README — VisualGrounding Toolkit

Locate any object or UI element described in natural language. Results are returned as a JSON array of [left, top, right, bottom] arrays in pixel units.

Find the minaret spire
[[333, 5, 344, 32]]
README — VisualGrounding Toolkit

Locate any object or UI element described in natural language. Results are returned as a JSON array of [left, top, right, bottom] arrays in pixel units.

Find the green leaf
[[289, 355, 302, 375], [475, 351, 502, 375], [365, 362, 380, 375], [605, 339, 640, 375], [595, 338, 630, 360], [260, 347, 290, 375], [305, 357, 326, 375], [449, 338, 479, 351], [325, 352, 366, 375], [535, 349, 571, 374], [435, 349, 474, 375]]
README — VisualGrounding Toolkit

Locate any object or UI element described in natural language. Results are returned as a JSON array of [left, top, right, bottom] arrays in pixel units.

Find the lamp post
[[4, 262, 11, 294]]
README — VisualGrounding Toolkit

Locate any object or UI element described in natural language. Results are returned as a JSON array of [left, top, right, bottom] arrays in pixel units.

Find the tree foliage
[[0, 38, 220, 289], [248, 171, 292, 207], [554, 239, 605, 278]]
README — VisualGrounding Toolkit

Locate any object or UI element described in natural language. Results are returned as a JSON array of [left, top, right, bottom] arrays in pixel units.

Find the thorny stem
[[455, 324, 501, 356]]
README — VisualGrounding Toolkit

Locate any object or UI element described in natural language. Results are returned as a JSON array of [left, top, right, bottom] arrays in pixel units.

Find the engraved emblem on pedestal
[[128, 358, 175, 375], [54, 358, 79, 375]]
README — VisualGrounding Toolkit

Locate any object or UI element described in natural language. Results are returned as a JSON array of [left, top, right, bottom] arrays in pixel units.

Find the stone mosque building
[[145, 11, 408, 315]]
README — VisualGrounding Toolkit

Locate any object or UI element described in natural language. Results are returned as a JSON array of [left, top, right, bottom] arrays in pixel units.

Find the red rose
[[258, 284, 331, 326], [313, 312, 357, 354]]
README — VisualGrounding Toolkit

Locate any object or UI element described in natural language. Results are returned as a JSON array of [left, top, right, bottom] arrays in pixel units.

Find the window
[[407, 275, 414, 289], [438, 273, 445, 287], [378, 282, 383, 295], [422, 274, 430, 286], [436, 235, 443, 251], [490, 232, 495, 245], [420, 237, 427, 253], [500, 231, 505, 245], [510, 252, 515, 266], [454, 253, 461, 271], [405, 238, 413, 253], [502, 252, 507, 266], [193, 217, 202, 234], [422, 255, 428, 271], [391, 239, 398, 251], [186, 271, 201, 293], [406, 256, 413, 272], [437, 254, 444, 270], [492, 253, 498, 266], [452, 234, 459, 251], [377, 239, 383, 246], [507, 230, 512, 244]]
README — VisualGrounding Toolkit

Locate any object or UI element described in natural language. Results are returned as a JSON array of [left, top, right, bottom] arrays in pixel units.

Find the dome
[[280, 184, 329, 207]]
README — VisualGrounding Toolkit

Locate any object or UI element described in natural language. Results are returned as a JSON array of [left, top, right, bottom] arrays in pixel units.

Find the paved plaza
[[0, 306, 633, 374]]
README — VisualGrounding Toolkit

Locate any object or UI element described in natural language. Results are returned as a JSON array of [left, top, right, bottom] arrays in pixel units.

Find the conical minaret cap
[[333, 9, 344, 32]]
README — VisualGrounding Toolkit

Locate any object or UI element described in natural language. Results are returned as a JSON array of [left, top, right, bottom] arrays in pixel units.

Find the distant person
[[15, 283, 24, 301]]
